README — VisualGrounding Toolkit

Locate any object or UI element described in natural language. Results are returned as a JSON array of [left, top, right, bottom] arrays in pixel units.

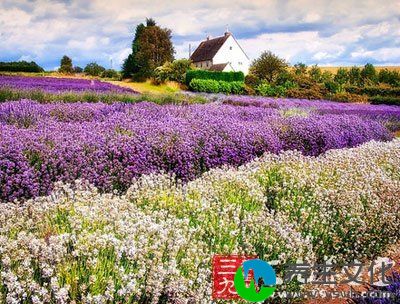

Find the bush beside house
[[185, 70, 245, 86], [189, 79, 245, 94]]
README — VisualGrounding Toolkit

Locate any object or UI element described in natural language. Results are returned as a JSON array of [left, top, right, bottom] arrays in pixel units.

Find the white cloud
[[0, 0, 399, 68]]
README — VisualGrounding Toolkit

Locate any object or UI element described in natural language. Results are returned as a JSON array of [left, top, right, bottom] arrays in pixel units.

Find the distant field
[[318, 66, 400, 73]]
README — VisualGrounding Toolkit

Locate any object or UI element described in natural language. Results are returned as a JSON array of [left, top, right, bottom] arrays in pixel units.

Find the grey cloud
[[0, 0, 399, 69]]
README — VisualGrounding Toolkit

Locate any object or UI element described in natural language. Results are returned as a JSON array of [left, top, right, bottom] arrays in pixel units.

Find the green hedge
[[0, 61, 44, 73], [345, 86, 400, 97], [185, 70, 244, 85], [189, 79, 245, 94]]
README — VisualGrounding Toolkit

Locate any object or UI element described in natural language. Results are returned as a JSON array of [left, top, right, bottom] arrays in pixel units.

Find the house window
[[229, 46, 232, 50], [238, 62, 242, 65]]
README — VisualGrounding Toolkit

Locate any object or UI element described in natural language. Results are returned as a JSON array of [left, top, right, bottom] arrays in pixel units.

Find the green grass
[[108, 80, 182, 94], [0, 86, 207, 105]]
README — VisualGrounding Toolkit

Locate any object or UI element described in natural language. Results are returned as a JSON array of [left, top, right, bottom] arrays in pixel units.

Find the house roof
[[190, 34, 230, 62], [209, 63, 228, 71]]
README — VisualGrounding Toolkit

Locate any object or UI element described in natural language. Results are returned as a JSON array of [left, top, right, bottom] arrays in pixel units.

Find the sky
[[0, 0, 399, 70]]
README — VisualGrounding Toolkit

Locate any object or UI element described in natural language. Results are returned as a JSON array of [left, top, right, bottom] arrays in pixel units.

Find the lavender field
[[0, 99, 394, 202], [0, 76, 400, 303], [0, 75, 135, 93], [223, 96, 400, 131]]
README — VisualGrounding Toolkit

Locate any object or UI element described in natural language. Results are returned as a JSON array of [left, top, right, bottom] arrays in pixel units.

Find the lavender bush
[[0, 100, 393, 202], [0, 75, 135, 93]]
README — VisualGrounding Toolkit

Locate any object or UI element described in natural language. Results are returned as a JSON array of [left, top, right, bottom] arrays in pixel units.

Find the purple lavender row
[[0, 100, 392, 202], [0, 75, 135, 93], [222, 96, 400, 131]]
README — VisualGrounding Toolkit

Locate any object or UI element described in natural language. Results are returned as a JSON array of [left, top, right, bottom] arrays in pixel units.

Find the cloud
[[0, 0, 399, 69]]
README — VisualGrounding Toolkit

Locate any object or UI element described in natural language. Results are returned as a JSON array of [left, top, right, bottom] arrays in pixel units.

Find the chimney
[[207, 35, 210, 40], [225, 24, 230, 36]]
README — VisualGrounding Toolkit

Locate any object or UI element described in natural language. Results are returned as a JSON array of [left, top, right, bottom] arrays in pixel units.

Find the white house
[[190, 31, 250, 75]]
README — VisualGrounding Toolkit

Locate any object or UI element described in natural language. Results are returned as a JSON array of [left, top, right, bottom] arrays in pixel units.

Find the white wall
[[212, 35, 250, 75]]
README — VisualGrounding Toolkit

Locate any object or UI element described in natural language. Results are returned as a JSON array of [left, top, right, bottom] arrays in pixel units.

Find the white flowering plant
[[0, 139, 399, 303]]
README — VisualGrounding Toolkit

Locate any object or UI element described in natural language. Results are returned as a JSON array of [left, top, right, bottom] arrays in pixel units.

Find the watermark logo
[[212, 255, 276, 301], [213, 255, 395, 301], [234, 259, 276, 302]]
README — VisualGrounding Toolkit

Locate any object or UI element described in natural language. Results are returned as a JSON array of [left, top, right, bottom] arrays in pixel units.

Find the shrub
[[0, 61, 44, 73], [276, 70, 296, 85], [328, 92, 368, 103], [249, 51, 289, 82], [244, 73, 261, 88], [348, 66, 362, 86], [282, 80, 297, 90], [378, 69, 400, 87], [244, 85, 256, 95], [218, 80, 232, 94], [334, 68, 349, 86], [324, 80, 340, 93], [286, 87, 325, 100], [345, 85, 400, 97], [361, 63, 378, 85], [188, 79, 244, 94], [101, 69, 121, 79], [185, 70, 244, 85], [308, 65, 322, 83], [256, 82, 286, 97], [155, 59, 193, 83], [230, 81, 245, 94], [320, 71, 334, 82], [84, 62, 106, 76], [189, 78, 220, 93], [369, 96, 400, 106], [293, 62, 307, 75]]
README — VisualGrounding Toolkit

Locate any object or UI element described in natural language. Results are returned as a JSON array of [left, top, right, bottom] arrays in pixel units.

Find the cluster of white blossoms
[[0, 139, 399, 303]]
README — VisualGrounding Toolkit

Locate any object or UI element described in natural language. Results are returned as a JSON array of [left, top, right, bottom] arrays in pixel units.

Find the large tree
[[122, 22, 146, 78], [58, 55, 74, 74], [122, 18, 174, 79], [249, 51, 288, 83]]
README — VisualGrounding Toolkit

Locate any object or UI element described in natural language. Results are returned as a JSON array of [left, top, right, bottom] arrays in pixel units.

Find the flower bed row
[[0, 139, 399, 302], [0, 100, 392, 202], [0, 75, 135, 93], [222, 96, 400, 131]]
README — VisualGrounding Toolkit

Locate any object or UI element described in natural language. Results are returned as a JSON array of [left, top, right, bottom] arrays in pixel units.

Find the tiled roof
[[190, 34, 230, 62], [209, 63, 228, 71]]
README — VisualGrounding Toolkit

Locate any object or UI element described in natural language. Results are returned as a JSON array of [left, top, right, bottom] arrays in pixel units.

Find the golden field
[[317, 66, 400, 73]]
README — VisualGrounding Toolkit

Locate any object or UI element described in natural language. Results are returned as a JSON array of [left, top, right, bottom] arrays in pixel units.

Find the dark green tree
[[334, 68, 349, 86], [378, 69, 400, 87], [84, 62, 106, 76], [122, 19, 174, 79], [308, 65, 322, 82], [146, 18, 156, 26], [348, 66, 362, 86], [122, 22, 146, 78], [294, 62, 307, 75], [361, 63, 377, 84], [249, 51, 288, 83], [73, 66, 83, 73], [59, 55, 74, 74]]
